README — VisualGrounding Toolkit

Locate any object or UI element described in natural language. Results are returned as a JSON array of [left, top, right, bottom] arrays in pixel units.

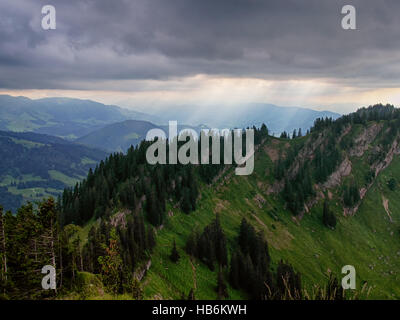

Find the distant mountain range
[[0, 130, 106, 212], [147, 103, 341, 135], [0, 95, 341, 141], [0, 95, 155, 140]]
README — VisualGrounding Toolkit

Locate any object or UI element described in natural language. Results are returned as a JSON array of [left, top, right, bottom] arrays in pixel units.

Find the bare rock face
[[373, 139, 400, 176], [288, 133, 324, 179], [349, 123, 382, 157], [253, 193, 266, 208], [344, 138, 400, 216], [110, 210, 128, 228], [265, 123, 399, 219], [267, 180, 284, 194], [322, 157, 352, 189]]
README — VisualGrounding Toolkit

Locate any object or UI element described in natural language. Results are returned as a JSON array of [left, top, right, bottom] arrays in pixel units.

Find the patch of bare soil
[[189, 258, 197, 290], [382, 195, 393, 222], [266, 180, 284, 194], [264, 145, 279, 162], [214, 199, 230, 214]]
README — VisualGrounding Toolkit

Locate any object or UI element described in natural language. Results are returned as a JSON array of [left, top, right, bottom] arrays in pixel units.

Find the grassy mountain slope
[[0, 131, 107, 212], [141, 122, 400, 299]]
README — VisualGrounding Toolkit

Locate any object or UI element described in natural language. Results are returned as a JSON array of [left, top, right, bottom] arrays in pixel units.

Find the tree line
[[184, 216, 302, 300], [61, 126, 269, 228]]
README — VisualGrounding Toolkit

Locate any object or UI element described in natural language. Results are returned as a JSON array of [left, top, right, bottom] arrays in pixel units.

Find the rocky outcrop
[[253, 193, 266, 208], [322, 157, 352, 189], [110, 210, 129, 228], [373, 139, 400, 176], [287, 133, 325, 179], [344, 138, 400, 216], [349, 123, 382, 157]]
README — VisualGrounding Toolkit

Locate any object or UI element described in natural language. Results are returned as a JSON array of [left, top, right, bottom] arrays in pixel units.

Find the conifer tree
[[322, 200, 336, 229], [187, 288, 196, 300], [0, 207, 7, 292], [98, 228, 122, 294], [216, 270, 228, 299], [170, 240, 180, 263]]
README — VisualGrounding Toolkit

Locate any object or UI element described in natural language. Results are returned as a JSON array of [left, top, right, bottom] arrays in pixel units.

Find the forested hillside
[[0, 131, 106, 212], [1, 104, 400, 300]]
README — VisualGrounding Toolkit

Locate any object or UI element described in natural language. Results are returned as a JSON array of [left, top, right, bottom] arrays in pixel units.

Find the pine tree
[[37, 198, 60, 285], [214, 214, 228, 267], [185, 231, 198, 257], [131, 277, 143, 300], [170, 240, 180, 263], [181, 187, 192, 214], [229, 252, 240, 289], [0, 207, 7, 292], [146, 227, 156, 251], [187, 288, 196, 300], [98, 228, 122, 294], [388, 178, 397, 191], [216, 270, 228, 299], [322, 200, 336, 229]]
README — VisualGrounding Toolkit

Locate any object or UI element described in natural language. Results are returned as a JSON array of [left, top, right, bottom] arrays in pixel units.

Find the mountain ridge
[[0, 95, 154, 139], [0, 95, 341, 140]]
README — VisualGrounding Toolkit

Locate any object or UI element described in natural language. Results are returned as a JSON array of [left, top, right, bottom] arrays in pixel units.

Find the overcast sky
[[1, 0, 400, 114]]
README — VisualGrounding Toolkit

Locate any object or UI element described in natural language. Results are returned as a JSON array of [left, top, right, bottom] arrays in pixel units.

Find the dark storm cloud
[[0, 0, 400, 89]]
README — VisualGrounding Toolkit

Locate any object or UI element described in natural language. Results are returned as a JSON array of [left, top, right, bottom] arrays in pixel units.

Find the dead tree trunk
[[50, 217, 57, 294], [0, 212, 7, 284]]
